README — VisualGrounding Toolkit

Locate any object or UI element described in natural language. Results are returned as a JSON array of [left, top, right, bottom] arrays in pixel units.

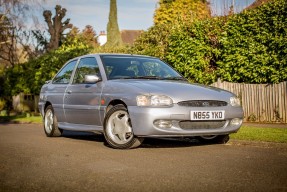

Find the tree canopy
[[154, 0, 211, 25]]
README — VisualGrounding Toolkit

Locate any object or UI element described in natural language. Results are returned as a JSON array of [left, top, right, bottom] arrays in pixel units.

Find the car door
[[64, 57, 102, 125], [47, 59, 78, 123]]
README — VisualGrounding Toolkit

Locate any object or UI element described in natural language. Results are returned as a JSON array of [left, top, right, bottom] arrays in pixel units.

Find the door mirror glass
[[85, 75, 101, 83]]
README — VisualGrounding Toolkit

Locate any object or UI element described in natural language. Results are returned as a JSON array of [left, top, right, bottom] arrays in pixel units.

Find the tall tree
[[43, 5, 73, 51], [106, 0, 122, 47]]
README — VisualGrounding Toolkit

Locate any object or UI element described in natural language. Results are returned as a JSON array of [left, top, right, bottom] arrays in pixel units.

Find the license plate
[[190, 110, 225, 120]]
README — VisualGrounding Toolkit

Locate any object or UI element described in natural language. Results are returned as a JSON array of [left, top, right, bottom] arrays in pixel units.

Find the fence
[[210, 79, 287, 123]]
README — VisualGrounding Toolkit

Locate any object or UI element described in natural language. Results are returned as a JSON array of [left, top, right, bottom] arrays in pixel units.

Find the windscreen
[[100, 55, 184, 80]]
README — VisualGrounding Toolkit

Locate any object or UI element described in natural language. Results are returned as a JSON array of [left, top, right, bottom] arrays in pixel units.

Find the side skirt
[[58, 122, 103, 132]]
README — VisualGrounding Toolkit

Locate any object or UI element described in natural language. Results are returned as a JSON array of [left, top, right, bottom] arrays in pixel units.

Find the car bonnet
[[122, 80, 234, 103]]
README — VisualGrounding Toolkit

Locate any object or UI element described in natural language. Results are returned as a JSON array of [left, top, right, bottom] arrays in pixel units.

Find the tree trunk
[[43, 5, 73, 51]]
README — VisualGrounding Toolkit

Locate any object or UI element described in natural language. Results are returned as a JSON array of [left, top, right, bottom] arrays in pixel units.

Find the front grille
[[178, 100, 228, 107], [179, 120, 226, 130]]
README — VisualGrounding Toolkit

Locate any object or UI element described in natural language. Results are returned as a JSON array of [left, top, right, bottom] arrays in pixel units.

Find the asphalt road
[[0, 124, 287, 192]]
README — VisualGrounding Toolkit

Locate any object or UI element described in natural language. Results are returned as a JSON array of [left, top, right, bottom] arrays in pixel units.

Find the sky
[[43, 0, 158, 33], [41, 0, 256, 34]]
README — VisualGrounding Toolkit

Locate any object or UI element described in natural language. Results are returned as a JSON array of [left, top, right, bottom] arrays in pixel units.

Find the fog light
[[154, 120, 172, 128], [230, 118, 242, 126]]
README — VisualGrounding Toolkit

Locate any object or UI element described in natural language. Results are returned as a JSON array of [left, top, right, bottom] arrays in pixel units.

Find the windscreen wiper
[[111, 76, 186, 81], [162, 77, 187, 81], [132, 76, 162, 80]]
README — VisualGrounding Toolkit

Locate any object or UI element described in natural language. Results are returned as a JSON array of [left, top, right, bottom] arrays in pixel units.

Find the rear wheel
[[104, 105, 144, 149], [44, 105, 62, 137], [197, 134, 230, 144]]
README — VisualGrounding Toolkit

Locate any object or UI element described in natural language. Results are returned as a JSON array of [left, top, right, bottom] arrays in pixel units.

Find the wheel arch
[[105, 99, 127, 114], [44, 101, 53, 111]]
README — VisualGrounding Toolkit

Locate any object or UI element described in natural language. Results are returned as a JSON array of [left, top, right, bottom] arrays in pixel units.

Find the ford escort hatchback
[[39, 54, 243, 149]]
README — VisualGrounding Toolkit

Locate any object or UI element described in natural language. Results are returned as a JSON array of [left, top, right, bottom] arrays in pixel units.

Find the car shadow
[[140, 137, 204, 148], [61, 130, 213, 149], [62, 130, 105, 142]]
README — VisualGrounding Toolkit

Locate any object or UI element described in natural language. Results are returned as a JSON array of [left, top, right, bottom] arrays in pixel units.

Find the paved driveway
[[0, 123, 287, 192]]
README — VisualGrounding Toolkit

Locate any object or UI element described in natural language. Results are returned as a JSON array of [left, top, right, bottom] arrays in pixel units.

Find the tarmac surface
[[0, 123, 287, 192]]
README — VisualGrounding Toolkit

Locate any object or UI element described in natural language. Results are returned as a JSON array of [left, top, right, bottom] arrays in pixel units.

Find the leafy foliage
[[154, 0, 211, 25], [132, 24, 172, 59], [66, 26, 99, 48], [133, 0, 287, 84], [217, 0, 287, 83], [2, 38, 92, 96], [132, 17, 225, 84], [165, 18, 225, 84]]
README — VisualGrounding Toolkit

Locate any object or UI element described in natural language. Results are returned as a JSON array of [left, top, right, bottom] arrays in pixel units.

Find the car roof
[[63, 54, 159, 68], [75, 53, 157, 60]]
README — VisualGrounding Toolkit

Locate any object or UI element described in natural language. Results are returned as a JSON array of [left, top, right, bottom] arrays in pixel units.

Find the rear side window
[[53, 60, 77, 84], [73, 57, 100, 84]]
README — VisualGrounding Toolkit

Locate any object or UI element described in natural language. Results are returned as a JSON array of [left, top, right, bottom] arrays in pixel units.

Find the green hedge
[[3, 39, 92, 96], [165, 18, 225, 84], [133, 0, 287, 84], [217, 0, 287, 83]]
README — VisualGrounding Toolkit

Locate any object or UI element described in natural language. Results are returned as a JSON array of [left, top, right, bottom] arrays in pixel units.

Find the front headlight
[[230, 96, 241, 107], [136, 95, 173, 107]]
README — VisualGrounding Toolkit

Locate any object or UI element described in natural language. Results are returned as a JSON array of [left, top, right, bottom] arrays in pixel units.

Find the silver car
[[39, 54, 243, 149]]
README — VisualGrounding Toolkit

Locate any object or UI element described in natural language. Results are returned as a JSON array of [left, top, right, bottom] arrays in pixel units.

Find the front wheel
[[103, 105, 144, 149], [197, 134, 230, 144], [44, 105, 62, 137]]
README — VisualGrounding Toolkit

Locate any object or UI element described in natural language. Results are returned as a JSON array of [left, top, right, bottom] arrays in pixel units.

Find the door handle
[[67, 90, 72, 94]]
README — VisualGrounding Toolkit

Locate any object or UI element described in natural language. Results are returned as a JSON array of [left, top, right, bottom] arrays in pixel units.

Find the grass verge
[[230, 125, 287, 143], [0, 115, 42, 124]]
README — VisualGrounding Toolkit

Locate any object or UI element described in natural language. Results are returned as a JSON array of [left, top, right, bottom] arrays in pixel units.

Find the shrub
[[217, 0, 287, 83]]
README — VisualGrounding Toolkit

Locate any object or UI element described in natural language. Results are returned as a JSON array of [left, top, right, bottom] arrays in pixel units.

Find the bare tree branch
[[43, 5, 73, 51], [0, 0, 46, 67]]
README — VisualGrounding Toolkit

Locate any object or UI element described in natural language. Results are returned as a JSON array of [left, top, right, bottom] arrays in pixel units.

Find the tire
[[103, 105, 144, 149], [44, 105, 62, 137], [197, 134, 230, 144]]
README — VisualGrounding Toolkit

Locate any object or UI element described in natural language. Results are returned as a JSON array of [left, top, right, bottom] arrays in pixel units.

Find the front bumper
[[128, 104, 243, 137]]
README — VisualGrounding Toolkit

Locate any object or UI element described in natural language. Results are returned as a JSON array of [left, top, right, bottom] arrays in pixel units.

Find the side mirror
[[84, 74, 101, 83]]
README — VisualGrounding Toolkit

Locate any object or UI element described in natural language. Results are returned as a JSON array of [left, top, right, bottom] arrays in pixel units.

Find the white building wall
[[97, 31, 107, 46]]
